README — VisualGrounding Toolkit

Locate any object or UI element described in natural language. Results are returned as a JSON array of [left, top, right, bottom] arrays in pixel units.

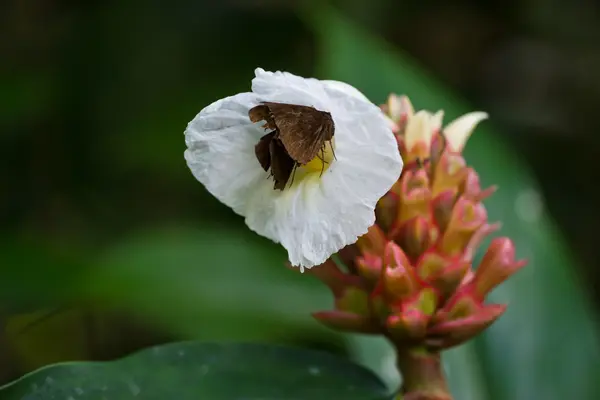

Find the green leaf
[[303, 5, 600, 400], [0, 341, 392, 400], [81, 224, 334, 341]]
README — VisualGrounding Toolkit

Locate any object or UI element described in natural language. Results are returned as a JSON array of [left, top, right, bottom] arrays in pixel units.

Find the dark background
[[1, 1, 599, 399]]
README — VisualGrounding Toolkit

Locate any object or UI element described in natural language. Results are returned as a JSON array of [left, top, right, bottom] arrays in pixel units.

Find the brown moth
[[249, 102, 336, 190]]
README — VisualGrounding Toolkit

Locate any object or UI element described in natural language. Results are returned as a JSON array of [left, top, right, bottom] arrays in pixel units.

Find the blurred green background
[[1, 1, 600, 399]]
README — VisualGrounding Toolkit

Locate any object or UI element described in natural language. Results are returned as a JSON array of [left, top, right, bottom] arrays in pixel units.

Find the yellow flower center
[[302, 140, 336, 173], [287, 139, 336, 188]]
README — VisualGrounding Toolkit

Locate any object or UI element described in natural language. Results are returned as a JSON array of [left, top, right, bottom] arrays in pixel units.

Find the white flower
[[184, 68, 402, 270]]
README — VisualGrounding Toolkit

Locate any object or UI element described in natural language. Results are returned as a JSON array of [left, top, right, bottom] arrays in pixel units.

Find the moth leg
[[329, 140, 337, 161], [316, 145, 330, 165], [288, 163, 299, 188], [319, 147, 326, 177], [316, 151, 328, 164]]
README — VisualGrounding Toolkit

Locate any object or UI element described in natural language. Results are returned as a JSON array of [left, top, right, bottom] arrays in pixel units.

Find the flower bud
[[429, 131, 446, 169], [387, 310, 429, 339], [398, 169, 432, 224], [416, 252, 449, 281], [369, 287, 389, 321], [407, 287, 438, 316], [431, 152, 468, 197], [376, 191, 399, 233], [337, 244, 361, 273], [440, 197, 487, 256], [431, 190, 457, 234], [336, 286, 371, 315], [404, 111, 434, 163], [461, 223, 500, 264], [356, 224, 387, 257], [387, 288, 437, 339], [356, 253, 383, 284], [470, 237, 527, 299], [388, 94, 414, 125], [427, 304, 505, 349], [417, 253, 470, 300], [438, 291, 479, 322], [393, 216, 438, 261], [382, 241, 418, 302], [461, 168, 496, 202]]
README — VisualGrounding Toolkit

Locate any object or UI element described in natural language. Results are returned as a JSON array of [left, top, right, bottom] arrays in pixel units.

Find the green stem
[[394, 347, 452, 400]]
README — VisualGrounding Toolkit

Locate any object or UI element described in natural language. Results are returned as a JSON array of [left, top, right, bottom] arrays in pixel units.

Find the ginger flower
[[184, 68, 403, 270]]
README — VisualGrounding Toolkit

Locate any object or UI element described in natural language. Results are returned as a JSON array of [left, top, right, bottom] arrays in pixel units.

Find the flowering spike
[[307, 94, 524, 400], [470, 237, 527, 299]]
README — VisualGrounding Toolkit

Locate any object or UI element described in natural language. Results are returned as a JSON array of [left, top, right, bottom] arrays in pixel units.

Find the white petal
[[252, 68, 330, 110], [184, 92, 271, 222], [321, 80, 371, 102], [443, 112, 488, 152], [404, 110, 433, 151]]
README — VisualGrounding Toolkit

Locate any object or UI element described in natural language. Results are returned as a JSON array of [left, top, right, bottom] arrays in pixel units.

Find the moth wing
[[263, 102, 334, 165], [269, 137, 295, 190], [255, 132, 275, 172], [249, 105, 277, 130]]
